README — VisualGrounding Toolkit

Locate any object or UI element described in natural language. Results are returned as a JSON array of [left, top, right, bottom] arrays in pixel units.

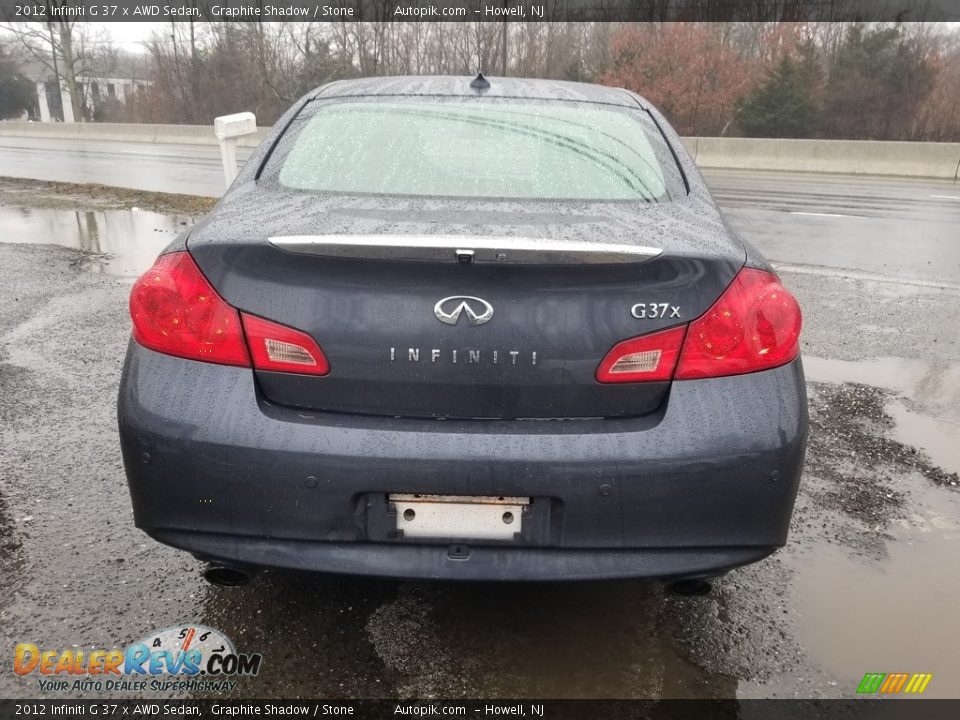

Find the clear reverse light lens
[[265, 339, 317, 366], [596, 326, 687, 383], [609, 349, 662, 374]]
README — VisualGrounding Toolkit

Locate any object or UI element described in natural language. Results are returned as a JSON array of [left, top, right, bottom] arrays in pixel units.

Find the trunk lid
[[188, 191, 743, 419]]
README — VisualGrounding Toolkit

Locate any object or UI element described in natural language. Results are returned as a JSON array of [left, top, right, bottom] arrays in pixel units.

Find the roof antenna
[[470, 73, 490, 91]]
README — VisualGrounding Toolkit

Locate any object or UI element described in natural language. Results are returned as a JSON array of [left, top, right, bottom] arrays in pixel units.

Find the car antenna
[[470, 72, 490, 91]]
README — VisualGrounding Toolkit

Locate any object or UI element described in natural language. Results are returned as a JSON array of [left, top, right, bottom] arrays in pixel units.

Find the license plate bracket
[[388, 494, 529, 541]]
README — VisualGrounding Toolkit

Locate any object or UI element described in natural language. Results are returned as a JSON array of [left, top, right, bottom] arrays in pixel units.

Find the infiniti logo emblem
[[434, 296, 494, 326]]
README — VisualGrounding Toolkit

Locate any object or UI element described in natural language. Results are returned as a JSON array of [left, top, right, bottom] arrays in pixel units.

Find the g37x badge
[[631, 302, 681, 319]]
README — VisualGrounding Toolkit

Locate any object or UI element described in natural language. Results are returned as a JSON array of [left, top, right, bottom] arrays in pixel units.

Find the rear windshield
[[262, 96, 685, 202]]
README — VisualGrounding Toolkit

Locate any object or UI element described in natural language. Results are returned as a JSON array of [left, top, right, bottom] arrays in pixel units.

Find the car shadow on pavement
[[197, 569, 738, 700]]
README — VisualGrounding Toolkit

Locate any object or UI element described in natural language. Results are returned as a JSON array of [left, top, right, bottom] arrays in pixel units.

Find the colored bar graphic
[[880, 673, 908, 693], [904, 674, 933, 694], [857, 673, 886, 693], [857, 672, 932, 695]]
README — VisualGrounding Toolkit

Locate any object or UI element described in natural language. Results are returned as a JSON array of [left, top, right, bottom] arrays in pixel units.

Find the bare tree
[[3, 13, 84, 121], [120, 19, 960, 141]]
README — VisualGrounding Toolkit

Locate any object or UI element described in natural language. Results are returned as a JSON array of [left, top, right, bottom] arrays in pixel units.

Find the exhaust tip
[[203, 564, 252, 587], [666, 578, 713, 596]]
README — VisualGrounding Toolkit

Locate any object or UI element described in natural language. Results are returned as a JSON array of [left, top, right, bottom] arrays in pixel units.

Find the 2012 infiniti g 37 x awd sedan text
[[118, 75, 807, 583]]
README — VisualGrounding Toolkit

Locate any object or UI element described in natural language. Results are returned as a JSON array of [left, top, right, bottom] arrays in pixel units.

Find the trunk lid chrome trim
[[269, 234, 662, 265]]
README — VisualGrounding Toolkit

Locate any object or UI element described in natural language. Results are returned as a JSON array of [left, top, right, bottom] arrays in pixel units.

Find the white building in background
[[19, 55, 150, 123]]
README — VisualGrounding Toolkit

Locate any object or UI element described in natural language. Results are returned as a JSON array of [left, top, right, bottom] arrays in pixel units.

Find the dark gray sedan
[[118, 76, 807, 584]]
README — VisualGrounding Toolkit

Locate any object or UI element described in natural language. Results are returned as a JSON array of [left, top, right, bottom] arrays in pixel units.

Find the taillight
[[596, 326, 687, 383], [675, 268, 801, 379], [242, 313, 329, 376], [595, 268, 801, 384], [130, 252, 330, 375], [129, 252, 250, 367]]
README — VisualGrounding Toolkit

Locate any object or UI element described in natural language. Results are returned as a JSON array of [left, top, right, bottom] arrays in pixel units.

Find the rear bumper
[[118, 343, 808, 581], [149, 531, 774, 582]]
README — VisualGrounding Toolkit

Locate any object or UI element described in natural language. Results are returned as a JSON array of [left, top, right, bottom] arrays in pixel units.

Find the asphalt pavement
[[0, 140, 959, 700], [0, 137, 242, 197]]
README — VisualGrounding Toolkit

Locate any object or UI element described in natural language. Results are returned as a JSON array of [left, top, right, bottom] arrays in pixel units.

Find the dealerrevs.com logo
[[14, 625, 262, 693]]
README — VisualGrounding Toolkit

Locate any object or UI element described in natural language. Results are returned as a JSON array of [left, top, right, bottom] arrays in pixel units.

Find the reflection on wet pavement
[[886, 400, 960, 476], [0, 204, 192, 278]]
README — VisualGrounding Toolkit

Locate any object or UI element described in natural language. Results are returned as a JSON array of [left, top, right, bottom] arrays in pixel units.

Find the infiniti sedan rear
[[118, 76, 807, 582]]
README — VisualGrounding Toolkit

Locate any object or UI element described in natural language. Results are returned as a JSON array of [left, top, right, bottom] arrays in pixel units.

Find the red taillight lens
[[596, 326, 687, 383], [242, 313, 330, 376], [595, 268, 801, 384], [130, 253, 330, 375], [675, 268, 801, 379], [130, 252, 250, 367]]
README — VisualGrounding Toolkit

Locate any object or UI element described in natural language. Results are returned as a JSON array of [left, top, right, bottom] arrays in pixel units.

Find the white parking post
[[214, 112, 257, 189]]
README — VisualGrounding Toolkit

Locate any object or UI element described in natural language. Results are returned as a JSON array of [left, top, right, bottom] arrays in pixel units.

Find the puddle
[[805, 355, 960, 482], [804, 355, 960, 423], [887, 400, 960, 476], [792, 480, 960, 699], [797, 354, 960, 698], [0, 204, 194, 278]]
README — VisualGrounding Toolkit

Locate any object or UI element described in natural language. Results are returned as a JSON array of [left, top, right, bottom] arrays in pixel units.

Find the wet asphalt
[[0, 137, 236, 197], [0, 171, 959, 700]]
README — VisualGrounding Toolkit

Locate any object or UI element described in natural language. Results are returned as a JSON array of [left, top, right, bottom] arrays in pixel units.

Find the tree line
[[1, 21, 958, 141]]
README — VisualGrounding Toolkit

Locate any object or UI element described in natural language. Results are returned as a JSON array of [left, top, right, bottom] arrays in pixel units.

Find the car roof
[[313, 75, 647, 108]]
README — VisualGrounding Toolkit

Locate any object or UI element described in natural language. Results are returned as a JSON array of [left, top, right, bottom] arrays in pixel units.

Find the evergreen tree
[[737, 56, 820, 138], [822, 24, 935, 140]]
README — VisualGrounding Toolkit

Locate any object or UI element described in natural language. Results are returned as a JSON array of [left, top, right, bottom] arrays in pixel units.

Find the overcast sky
[[103, 22, 168, 53]]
